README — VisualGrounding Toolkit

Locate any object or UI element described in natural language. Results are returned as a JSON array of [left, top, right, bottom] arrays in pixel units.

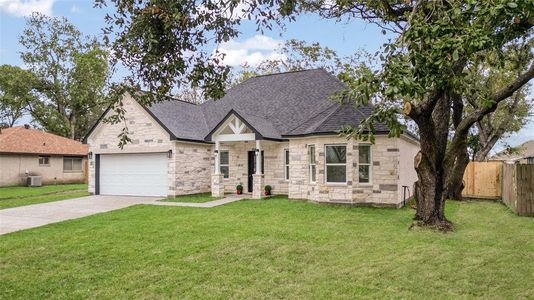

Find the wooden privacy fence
[[462, 161, 502, 199], [502, 164, 534, 217]]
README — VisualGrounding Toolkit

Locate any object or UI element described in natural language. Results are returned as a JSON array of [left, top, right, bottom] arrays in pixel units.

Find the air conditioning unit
[[27, 176, 42, 187]]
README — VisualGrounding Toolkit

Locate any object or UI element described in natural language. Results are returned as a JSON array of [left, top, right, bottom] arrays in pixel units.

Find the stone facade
[[252, 174, 264, 199], [87, 94, 419, 206], [211, 174, 225, 197], [86, 93, 212, 197], [286, 135, 417, 207], [215, 140, 289, 195], [168, 142, 211, 196]]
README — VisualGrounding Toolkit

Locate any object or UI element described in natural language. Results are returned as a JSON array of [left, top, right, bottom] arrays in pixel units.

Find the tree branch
[[457, 63, 534, 134]]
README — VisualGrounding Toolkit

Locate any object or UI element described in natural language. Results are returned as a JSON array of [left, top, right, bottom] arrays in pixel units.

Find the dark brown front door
[[247, 151, 264, 193]]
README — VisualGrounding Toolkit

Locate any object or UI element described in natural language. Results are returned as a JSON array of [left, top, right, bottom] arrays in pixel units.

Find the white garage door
[[99, 153, 168, 197]]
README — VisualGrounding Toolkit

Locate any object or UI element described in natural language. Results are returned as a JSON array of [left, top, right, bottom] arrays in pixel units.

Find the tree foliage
[[20, 13, 109, 140], [0, 65, 36, 127]]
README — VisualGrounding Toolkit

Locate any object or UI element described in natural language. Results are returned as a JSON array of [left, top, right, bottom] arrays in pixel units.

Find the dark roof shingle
[[145, 69, 389, 142]]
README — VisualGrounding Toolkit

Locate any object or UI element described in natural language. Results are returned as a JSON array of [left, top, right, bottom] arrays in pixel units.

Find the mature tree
[[0, 65, 36, 127], [20, 13, 109, 140], [98, 0, 534, 230]]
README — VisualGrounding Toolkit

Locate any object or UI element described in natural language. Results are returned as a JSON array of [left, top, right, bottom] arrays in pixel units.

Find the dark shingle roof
[[146, 99, 209, 141], [144, 69, 389, 142]]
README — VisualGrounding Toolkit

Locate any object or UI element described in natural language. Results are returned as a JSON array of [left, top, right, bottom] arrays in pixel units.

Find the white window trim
[[358, 144, 372, 185], [284, 149, 290, 181], [308, 145, 316, 183], [324, 144, 347, 184], [220, 151, 229, 179]]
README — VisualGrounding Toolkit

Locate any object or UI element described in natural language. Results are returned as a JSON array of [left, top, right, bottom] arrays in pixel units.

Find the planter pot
[[264, 191, 271, 196], [236, 190, 242, 195]]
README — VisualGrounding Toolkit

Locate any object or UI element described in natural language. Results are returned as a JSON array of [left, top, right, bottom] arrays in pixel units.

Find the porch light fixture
[[214, 150, 219, 154], [88, 152, 93, 159], [255, 148, 260, 153], [167, 149, 173, 158]]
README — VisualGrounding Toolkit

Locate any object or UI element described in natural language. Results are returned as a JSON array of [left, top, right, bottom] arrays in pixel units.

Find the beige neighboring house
[[84, 69, 420, 208], [490, 140, 534, 164], [0, 125, 88, 186]]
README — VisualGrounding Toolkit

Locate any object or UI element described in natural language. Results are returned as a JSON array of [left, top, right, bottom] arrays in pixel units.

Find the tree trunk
[[444, 142, 470, 200], [412, 95, 454, 232]]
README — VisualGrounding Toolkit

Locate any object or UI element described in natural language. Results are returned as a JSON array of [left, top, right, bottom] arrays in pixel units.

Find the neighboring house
[[84, 69, 420, 207], [490, 140, 534, 164], [0, 125, 88, 186]]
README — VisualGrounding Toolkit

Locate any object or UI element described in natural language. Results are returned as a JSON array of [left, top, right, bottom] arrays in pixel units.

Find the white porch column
[[253, 140, 264, 199], [255, 140, 262, 175], [215, 141, 220, 174], [212, 140, 224, 197]]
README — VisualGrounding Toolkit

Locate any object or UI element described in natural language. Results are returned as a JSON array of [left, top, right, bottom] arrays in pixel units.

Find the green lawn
[[1, 198, 533, 299], [159, 192, 223, 203], [0, 184, 88, 209]]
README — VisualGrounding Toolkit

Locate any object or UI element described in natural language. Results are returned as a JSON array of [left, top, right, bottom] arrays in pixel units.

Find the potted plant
[[264, 185, 272, 196], [236, 183, 243, 195]]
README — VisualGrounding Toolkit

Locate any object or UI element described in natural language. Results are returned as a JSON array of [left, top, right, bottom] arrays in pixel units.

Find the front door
[[247, 151, 264, 193]]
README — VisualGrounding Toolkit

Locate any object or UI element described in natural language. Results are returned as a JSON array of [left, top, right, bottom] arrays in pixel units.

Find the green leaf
[[452, 49, 459, 61], [507, 2, 518, 8]]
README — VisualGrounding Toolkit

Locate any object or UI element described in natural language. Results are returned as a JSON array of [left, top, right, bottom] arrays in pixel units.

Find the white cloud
[[217, 35, 285, 67], [0, 0, 56, 17]]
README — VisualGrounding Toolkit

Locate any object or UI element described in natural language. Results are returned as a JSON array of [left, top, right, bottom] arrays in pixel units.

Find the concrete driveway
[[0, 195, 160, 235]]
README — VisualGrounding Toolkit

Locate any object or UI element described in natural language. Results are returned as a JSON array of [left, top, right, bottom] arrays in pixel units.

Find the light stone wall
[[287, 135, 405, 207], [169, 141, 212, 196], [397, 135, 420, 203], [215, 140, 289, 195], [0, 154, 86, 187], [87, 93, 213, 197], [88, 93, 171, 196]]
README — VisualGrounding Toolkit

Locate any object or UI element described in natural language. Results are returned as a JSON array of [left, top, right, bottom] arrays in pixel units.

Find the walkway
[[0, 195, 159, 235], [149, 194, 247, 208], [0, 194, 248, 235]]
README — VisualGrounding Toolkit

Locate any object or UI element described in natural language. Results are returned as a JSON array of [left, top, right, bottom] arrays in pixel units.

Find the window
[[528, 157, 534, 164], [220, 151, 229, 178], [358, 145, 372, 183], [38, 156, 50, 166], [284, 149, 290, 180], [308, 145, 316, 183], [325, 145, 346, 183], [63, 157, 83, 172]]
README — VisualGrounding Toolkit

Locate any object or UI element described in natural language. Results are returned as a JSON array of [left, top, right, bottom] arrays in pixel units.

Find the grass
[[0, 184, 87, 200], [159, 192, 223, 203], [1, 197, 533, 299], [0, 184, 88, 209]]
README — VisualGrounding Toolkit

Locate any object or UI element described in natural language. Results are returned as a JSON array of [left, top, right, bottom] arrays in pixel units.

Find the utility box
[[27, 176, 42, 187]]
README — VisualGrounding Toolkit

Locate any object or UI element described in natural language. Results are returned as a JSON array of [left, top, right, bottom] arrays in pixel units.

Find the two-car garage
[[97, 153, 168, 197]]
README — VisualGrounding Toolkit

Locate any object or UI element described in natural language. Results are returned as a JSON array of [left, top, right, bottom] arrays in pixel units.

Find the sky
[[0, 0, 533, 151]]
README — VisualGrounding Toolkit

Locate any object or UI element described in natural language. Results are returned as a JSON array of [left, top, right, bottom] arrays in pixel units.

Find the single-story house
[[84, 69, 419, 207], [490, 140, 534, 164], [0, 125, 88, 186]]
